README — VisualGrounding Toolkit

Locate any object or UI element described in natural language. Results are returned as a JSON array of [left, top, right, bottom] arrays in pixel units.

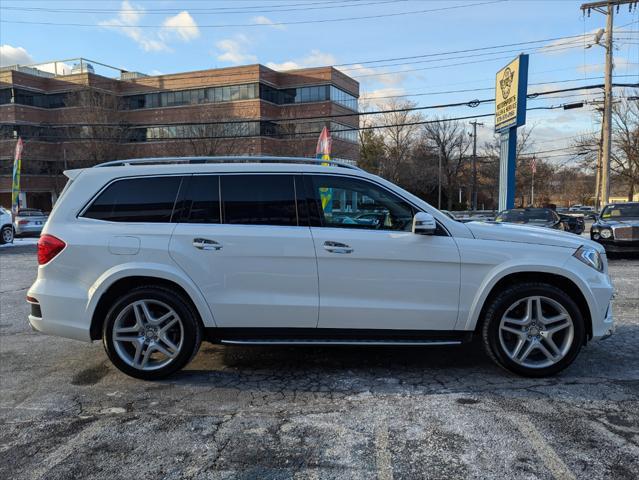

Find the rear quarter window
[[82, 176, 182, 222]]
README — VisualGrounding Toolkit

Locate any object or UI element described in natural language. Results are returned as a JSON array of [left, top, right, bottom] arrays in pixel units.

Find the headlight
[[573, 246, 604, 272], [600, 228, 613, 239]]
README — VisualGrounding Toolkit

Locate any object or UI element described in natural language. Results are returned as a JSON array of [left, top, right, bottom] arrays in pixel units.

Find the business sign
[[494, 54, 528, 132]]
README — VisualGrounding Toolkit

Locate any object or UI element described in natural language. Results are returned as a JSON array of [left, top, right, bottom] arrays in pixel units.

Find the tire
[[0, 225, 13, 244], [102, 285, 202, 380], [481, 282, 585, 377]]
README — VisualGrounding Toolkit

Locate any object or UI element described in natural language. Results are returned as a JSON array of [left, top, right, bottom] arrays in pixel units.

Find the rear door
[[169, 173, 319, 328], [305, 174, 461, 331]]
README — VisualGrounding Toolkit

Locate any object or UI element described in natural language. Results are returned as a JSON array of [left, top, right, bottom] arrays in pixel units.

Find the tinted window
[[309, 175, 414, 231], [221, 175, 298, 226], [83, 176, 181, 222], [183, 175, 220, 223]]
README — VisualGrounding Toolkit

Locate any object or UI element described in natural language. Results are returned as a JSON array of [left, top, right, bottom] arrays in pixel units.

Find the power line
[[0, 0, 405, 15], [0, 0, 505, 28], [8, 82, 635, 130]]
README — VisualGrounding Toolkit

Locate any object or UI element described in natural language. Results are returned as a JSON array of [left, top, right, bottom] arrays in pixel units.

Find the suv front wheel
[[102, 286, 202, 380], [481, 282, 585, 377]]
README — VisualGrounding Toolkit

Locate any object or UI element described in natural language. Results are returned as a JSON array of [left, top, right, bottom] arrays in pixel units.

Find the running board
[[219, 338, 463, 346]]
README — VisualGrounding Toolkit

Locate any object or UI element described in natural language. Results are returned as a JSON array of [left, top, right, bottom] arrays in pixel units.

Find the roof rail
[[94, 156, 361, 170]]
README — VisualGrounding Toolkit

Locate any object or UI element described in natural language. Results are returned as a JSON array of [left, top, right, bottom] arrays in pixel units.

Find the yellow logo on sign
[[495, 57, 521, 131]]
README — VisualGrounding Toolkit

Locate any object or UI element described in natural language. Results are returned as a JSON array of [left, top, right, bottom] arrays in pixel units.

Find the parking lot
[[1, 243, 638, 480]]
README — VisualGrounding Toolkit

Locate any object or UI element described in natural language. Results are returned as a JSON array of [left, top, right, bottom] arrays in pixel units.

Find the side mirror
[[412, 212, 437, 235]]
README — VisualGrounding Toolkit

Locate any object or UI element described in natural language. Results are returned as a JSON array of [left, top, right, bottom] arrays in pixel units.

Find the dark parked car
[[558, 213, 585, 235], [495, 208, 568, 231], [590, 202, 639, 254]]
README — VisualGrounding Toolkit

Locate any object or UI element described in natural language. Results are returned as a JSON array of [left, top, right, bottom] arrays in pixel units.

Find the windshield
[[601, 204, 639, 219], [496, 209, 556, 223]]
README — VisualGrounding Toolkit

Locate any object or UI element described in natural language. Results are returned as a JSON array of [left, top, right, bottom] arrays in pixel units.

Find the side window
[[83, 176, 181, 222], [221, 174, 298, 226], [308, 175, 414, 231], [182, 175, 220, 223]]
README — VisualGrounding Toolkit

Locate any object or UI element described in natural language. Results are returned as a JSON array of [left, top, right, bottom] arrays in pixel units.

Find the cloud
[[215, 34, 257, 64], [0, 45, 34, 66], [577, 56, 634, 74], [100, 1, 199, 52], [266, 49, 337, 71], [251, 16, 285, 30], [161, 11, 200, 42]]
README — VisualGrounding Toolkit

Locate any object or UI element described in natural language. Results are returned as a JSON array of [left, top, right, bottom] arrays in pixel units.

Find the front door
[[169, 173, 319, 328], [305, 174, 461, 331]]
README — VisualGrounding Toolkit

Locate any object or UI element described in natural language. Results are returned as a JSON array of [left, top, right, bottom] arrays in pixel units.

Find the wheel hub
[[144, 326, 158, 341]]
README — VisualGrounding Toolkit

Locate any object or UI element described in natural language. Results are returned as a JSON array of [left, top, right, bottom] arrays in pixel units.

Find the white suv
[[27, 157, 614, 379]]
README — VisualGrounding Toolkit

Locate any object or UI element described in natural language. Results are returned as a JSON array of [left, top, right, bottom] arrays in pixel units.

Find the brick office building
[[0, 59, 359, 211]]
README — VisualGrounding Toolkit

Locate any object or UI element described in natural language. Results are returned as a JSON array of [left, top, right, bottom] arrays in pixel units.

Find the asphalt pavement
[[1, 243, 638, 479]]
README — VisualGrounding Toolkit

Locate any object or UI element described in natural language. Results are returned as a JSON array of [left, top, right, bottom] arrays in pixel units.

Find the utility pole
[[469, 121, 484, 211], [580, 1, 637, 206]]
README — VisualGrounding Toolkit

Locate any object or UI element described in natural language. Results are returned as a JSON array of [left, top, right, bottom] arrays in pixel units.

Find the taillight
[[37, 234, 66, 265], [18, 220, 29, 225]]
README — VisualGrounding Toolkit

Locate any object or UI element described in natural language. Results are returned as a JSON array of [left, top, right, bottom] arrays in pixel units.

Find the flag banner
[[11, 137, 24, 216], [315, 127, 333, 214]]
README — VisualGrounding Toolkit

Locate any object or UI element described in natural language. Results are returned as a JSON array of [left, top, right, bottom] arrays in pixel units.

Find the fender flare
[[85, 262, 217, 328], [461, 261, 597, 331]]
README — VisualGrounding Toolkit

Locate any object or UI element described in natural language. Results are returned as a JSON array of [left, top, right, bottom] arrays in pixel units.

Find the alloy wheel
[[2, 227, 13, 243], [112, 299, 184, 371], [498, 295, 574, 369]]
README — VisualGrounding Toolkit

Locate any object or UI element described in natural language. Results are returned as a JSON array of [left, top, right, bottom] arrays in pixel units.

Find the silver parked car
[[13, 208, 48, 236]]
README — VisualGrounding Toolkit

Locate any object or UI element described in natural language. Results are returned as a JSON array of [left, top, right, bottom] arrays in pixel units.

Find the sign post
[[495, 54, 528, 211]]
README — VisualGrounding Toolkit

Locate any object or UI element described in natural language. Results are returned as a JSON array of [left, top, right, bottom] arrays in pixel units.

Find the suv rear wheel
[[481, 282, 585, 377], [102, 286, 202, 380]]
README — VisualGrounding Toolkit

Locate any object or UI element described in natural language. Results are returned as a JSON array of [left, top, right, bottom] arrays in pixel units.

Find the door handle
[[323, 241, 353, 254], [193, 238, 222, 251]]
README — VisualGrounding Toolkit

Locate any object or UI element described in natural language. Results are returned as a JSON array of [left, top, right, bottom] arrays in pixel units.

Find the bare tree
[[64, 87, 128, 167], [371, 99, 423, 184], [573, 92, 639, 200], [421, 117, 471, 210]]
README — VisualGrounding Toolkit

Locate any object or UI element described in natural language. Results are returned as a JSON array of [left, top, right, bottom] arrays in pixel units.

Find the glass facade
[[122, 83, 259, 110], [2, 120, 357, 144], [277, 121, 357, 143], [2, 82, 358, 112], [330, 86, 358, 111]]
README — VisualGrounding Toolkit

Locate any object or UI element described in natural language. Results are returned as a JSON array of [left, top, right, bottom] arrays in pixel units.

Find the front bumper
[[594, 300, 615, 339], [592, 238, 639, 253]]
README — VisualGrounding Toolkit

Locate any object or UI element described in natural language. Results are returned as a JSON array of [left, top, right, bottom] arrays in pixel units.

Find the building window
[[0, 89, 12, 105]]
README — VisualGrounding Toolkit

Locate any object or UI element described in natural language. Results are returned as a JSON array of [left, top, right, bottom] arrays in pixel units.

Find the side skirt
[[205, 328, 473, 346]]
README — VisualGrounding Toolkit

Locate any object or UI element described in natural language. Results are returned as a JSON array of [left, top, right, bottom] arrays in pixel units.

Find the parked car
[[0, 206, 14, 244], [27, 157, 614, 380], [590, 202, 639, 255], [577, 206, 598, 220], [494, 208, 568, 231], [13, 208, 48, 236], [558, 213, 585, 235]]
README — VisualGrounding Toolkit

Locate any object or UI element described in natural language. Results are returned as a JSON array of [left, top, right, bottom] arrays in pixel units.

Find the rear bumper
[[15, 225, 43, 235], [27, 278, 92, 342]]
